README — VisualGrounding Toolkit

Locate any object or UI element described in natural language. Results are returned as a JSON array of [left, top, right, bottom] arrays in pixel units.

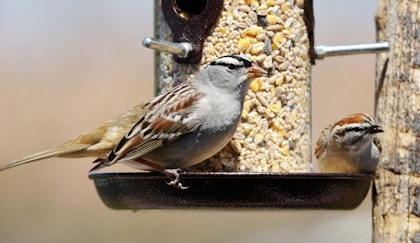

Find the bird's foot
[[163, 168, 189, 190]]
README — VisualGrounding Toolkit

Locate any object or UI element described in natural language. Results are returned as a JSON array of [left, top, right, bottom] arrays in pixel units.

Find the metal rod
[[142, 37, 192, 58], [315, 42, 389, 59]]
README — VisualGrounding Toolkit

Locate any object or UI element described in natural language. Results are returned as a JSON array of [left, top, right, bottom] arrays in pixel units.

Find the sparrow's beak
[[369, 124, 384, 134], [247, 63, 267, 78]]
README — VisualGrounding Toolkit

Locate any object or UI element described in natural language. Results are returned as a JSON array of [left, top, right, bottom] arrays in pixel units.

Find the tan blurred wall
[[0, 1, 376, 242]]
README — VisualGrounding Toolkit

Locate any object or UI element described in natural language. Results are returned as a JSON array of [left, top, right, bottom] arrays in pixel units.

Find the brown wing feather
[[91, 83, 201, 171]]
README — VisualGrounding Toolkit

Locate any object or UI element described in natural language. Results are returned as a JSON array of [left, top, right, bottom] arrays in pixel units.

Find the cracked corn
[[154, 0, 311, 172]]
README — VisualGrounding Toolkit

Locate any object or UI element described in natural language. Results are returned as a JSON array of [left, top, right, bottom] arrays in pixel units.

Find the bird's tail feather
[[0, 145, 89, 171], [89, 159, 107, 172]]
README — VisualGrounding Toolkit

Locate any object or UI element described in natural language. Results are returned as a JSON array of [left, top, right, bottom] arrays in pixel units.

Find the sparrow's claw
[[163, 168, 189, 190]]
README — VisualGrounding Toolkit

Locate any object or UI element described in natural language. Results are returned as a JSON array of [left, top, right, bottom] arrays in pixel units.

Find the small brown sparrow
[[315, 113, 383, 173], [0, 55, 266, 188]]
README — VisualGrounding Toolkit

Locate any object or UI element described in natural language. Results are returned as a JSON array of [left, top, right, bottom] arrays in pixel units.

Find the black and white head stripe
[[209, 55, 254, 68]]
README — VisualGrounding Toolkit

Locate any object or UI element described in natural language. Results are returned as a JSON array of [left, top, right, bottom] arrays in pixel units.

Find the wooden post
[[373, 0, 420, 242]]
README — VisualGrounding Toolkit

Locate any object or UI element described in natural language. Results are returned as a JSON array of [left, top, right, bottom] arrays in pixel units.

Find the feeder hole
[[174, 0, 207, 18]]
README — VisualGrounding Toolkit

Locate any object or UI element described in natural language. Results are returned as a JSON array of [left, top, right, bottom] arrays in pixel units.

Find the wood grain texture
[[373, 0, 420, 242]]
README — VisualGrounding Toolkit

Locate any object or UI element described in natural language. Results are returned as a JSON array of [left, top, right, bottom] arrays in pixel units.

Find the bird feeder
[[154, 0, 312, 173], [90, 0, 388, 210]]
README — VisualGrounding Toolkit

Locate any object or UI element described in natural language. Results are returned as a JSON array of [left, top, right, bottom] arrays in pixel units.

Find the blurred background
[[0, 0, 377, 242]]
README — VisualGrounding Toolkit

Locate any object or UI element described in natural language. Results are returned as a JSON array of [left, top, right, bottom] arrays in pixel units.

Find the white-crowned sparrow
[[1, 55, 266, 187], [315, 113, 383, 173]]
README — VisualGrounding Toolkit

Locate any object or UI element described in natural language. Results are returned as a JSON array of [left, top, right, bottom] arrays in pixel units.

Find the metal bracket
[[159, 0, 224, 64], [142, 37, 192, 58], [143, 41, 390, 63], [315, 42, 389, 59]]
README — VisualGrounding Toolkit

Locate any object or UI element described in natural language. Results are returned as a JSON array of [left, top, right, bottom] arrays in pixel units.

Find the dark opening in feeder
[[174, 0, 207, 18]]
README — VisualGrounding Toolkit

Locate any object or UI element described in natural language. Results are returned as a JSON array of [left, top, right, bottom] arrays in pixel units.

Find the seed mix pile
[[155, 0, 311, 172]]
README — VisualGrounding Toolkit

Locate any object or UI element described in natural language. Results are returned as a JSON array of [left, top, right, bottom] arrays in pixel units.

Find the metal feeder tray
[[89, 172, 373, 210]]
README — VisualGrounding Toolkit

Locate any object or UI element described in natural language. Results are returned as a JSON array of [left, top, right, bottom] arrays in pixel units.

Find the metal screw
[[315, 42, 389, 59], [142, 37, 193, 58]]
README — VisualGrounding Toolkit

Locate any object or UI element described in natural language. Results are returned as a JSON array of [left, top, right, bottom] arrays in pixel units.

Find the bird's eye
[[227, 64, 237, 70], [350, 127, 362, 132]]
